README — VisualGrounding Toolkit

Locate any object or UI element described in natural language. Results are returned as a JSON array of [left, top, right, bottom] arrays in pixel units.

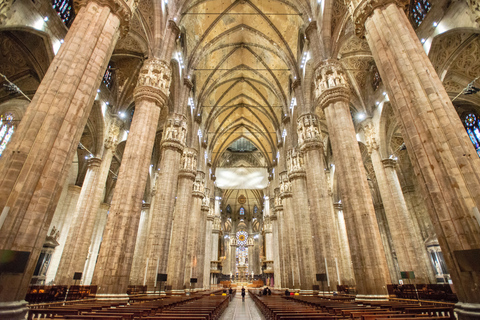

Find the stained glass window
[[236, 230, 248, 246], [239, 207, 245, 215], [103, 64, 113, 89], [372, 65, 382, 91], [52, 0, 75, 27], [411, 0, 431, 28], [226, 204, 232, 214], [464, 113, 480, 157], [0, 113, 15, 157], [254, 205, 258, 214]]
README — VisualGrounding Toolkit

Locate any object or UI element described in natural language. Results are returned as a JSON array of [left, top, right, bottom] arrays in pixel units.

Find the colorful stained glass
[[465, 113, 476, 126], [239, 207, 245, 215], [411, 0, 431, 27], [236, 230, 248, 247], [254, 205, 258, 214], [0, 113, 15, 157], [52, 0, 75, 27], [464, 113, 480, 157]]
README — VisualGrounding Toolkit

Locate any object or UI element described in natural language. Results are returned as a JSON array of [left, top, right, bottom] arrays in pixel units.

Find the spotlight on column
[[119, 112, 126, 118], [356, 112, 366, 121]]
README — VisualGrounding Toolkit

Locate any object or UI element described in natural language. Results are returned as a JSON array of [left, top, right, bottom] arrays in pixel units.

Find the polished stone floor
[[219, 292, 265, 320]]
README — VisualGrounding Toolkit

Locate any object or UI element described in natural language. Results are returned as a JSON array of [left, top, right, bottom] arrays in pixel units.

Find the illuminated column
[[129, 203, 150, 285], [165, 149, 197, 293], [143, 113, 187, 291], [273, 189, 286, 289], [363, 121, 434, 283], [83, 203, 109, 285], [355, 0, 480, 310], [92, 58, 171, 299], [0, 0, 131, 314], [280, 172, 301, 289], [45, 185, 82, 284], [297, 113, 340, 290], [316, 59, 390, 299], [56, 117, 121, 285], [287, 149, 316, 291], [333, 203, 355, 286]]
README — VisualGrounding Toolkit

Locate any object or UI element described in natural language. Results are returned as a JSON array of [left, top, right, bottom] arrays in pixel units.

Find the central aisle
[[219, 292, 265, 320]]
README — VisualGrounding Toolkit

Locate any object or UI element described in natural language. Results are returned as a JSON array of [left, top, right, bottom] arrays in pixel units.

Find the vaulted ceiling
[[180, 0, 305, 167]]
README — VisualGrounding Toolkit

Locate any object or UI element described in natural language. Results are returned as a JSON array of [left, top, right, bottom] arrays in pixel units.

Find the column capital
[[382, 158, 397, 168], [87, 157, 102, 168], [161, 113, 187, 152], [287, 148, 306, 180], [74, 0, 132, 36], [297, 113, 323, 152], [352, 0, 408, 38], [270, 213, 277, 221], [314, 60, 350, 110], [179, 148, 197, 179], [134, 58, 171, 107]]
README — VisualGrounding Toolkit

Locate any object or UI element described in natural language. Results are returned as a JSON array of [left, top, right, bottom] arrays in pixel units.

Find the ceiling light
[[433, 21, 438, 27], [356, 113, 366, 120], [421, 38, 426, 44], [43, 16, 49, 22]]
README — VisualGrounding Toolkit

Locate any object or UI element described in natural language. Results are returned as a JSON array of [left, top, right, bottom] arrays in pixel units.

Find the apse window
[[52, 0, 75, 27], [463, 113, 480, 157], [240, 207, 245, 215], [0, 113, 15, 157], [411, 0, 431, 28]]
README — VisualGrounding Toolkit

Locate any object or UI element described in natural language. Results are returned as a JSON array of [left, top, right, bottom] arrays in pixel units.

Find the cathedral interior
[[1, 0, 480, 319]]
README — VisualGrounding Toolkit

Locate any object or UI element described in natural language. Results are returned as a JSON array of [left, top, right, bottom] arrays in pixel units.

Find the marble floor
[[219, 293, 265, 320]]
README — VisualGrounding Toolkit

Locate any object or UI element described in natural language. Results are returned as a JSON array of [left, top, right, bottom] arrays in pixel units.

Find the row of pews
[[250, 291, 456, 320], [28, 293, 229, 320]]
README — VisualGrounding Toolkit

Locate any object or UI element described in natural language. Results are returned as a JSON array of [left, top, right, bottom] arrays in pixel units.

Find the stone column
[[83, 203, 109, 285], [190, 185, 210, 290], [274, 189, 288, 289], [129, 203, 150, 285], [355, 0, 480, 310], [280, 172, 301, 289], [92, 58, 171, 299], [203, 212, 214, 289], [264, 218, 273, 262], [364, 121, 433, 283], [270, 210, 281, 289], [56, 118, 121, 285], [286, 149, 316, 291], [230, 237, 237, 279], [333, 203, 355, 286], [297, 113, 340, 290], [0, 0, 130, 313], [183, 173, 204, 289], [45, 185, 82, 284], [316, 59, 390, 299], [143, 113, 187, 290], [166, 149, 197, 293]]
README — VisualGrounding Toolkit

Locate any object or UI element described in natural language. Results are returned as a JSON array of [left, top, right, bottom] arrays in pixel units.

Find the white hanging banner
[[215, 167, 269, 189]]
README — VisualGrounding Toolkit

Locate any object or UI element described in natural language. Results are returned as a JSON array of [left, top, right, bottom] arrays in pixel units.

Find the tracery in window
[[372, 65, 382, 91], [0, 113, 15, 157], [226, 204, 232, 214], [253, 205, 258, 214], [52, 0, 75, 27], [411, 0, 431, 28], [103, 64, 113, 89], [464, 113, 480, 157], [235, 230, 249, 274], [239, 207, 245, 215]]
